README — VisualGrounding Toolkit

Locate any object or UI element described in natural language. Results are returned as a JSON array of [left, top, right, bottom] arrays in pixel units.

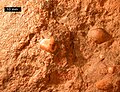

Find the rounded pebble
[[95, 79, 113, 90], [39, 37, 57, 53], [88, 28, 111, 44], [108, 66, 115, 74]]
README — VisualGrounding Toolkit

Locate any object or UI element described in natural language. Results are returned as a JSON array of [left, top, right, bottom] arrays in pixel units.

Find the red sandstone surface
[[0, 0, 120, 92]]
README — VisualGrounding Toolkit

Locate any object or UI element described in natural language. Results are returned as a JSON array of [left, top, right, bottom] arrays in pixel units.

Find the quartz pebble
[[88, 28, 111, 44], [39, 37, 57, 53]]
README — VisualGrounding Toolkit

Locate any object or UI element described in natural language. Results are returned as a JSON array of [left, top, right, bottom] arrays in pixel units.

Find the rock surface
[[0, 0, 120, 92]]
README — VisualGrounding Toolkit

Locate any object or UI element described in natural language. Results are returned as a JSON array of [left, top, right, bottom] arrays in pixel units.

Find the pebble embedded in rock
[[87, 28, 111, 44], [95, 79, 113, 90], [39, 37, 57, 53], [108, 66, 115, 74]]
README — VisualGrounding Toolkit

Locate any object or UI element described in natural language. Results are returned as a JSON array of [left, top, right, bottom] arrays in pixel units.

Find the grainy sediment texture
[[0, 0, 120, 92]]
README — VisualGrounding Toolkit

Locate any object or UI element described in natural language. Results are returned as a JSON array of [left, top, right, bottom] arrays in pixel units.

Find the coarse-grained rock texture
[[0, 0, 120, 92]]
